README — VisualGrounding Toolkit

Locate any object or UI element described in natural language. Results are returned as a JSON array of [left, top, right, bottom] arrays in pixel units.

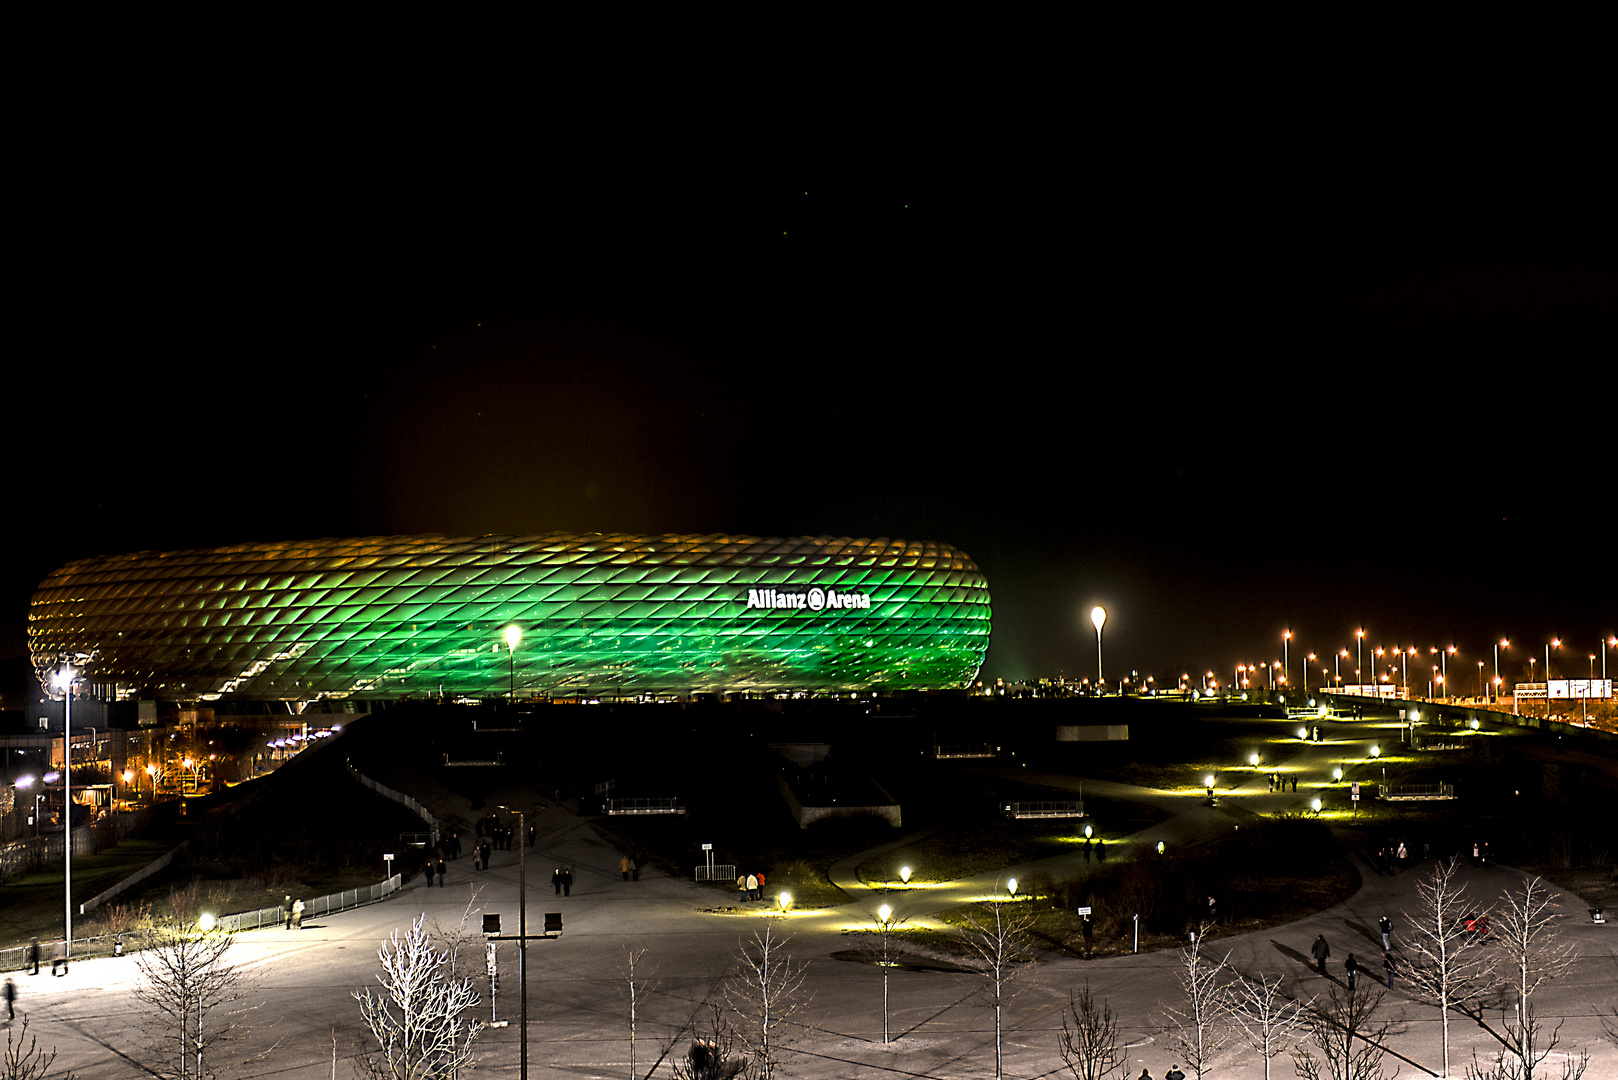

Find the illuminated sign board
[[745, 587, 873, 611]]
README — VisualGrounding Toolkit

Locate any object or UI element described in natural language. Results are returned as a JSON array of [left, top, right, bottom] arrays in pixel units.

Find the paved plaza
[[8, 730, 1617, 1079]]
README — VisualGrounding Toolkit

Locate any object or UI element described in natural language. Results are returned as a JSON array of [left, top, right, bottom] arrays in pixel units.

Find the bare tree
[[960, 899, 1035, 1079], [1292, 983, 1400, 1080], [623, 945, 655, 1080], [1159, 925, 1233, 1080], [133, 923, 256, 1080], [1402, 857, 1494, 1080], [1057, 981, 1128, 1080], [1231, 971, 1308, 1080], [723, 922, 810, 1080], [354, 914, 482, 1080], [2, 1016, 72, 1080], [1464, 877, 1588, 1080]]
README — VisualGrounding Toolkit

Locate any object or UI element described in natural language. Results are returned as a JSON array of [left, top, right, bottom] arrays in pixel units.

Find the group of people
[[474, 814, 530, 850], [551, 867, 575, 895], [737, 872, 768, 901], [620, 855, 641, 881], [1134, 1066, 1188, 1080], [280, 895, 306, 930], [1267, 772, 1298, 793], [423, 856, 450, 886], [1311, 924, 1399, 990]]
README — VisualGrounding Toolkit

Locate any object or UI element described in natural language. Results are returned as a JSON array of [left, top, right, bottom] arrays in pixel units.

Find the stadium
[[28, 533, 992, 703]]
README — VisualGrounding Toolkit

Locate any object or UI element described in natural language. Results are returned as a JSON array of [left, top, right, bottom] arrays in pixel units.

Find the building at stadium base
[[28, 533, 992, 704]]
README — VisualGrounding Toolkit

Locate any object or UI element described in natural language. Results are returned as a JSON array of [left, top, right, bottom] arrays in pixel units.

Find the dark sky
[[6, 79, 1613, 692]]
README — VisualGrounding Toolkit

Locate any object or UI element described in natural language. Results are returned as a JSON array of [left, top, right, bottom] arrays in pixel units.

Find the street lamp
[[1495, 639, 1509, 703], [495, 803, 536, 1080], [876, 903, 895, 1044], [504, 625, 522, 702], [51, 661, 78, 964], [1089, 607, 1106, 690]]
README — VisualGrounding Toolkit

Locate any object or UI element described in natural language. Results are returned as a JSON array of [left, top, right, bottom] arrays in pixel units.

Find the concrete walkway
[[10, 716, 1616, 1079]]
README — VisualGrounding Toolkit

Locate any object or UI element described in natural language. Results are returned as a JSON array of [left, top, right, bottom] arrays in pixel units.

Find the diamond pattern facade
[[29, 533, 992, 701]]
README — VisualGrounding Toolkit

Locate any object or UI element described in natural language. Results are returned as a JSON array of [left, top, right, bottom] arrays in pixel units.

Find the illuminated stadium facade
[[28, 533, 992, 703]]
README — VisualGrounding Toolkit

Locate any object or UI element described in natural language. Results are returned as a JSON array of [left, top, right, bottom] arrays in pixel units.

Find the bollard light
[[1249, 752, 1261, 767], [778, 891, 792, 912], [1311, 797, 1323, 812], [198, 913, 217, 932], [1370, 745, 1381, 758], [1007, 877, 1018, 896], [1156, 841, 1166, 855], [899, 865, 911, 884], [878, 903, 892, 924], [1333, 766, 1343, 781]]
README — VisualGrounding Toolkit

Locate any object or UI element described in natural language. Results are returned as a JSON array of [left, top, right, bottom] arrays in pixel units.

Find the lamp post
[[1283, 629, 1291, 688], [877, 903, 894, 1044], [504, 625, 522, 702], [1356, 629, 1365, 693], [1305, 653, 1316, 694], [52, 661, 78, 964], [496, 803, 533, 1080], [1090, 607, 1106, 691], [1495, 639, 1509, 704]]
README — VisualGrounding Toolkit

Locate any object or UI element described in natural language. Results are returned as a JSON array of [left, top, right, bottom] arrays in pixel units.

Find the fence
[[0, 805, 157, 884], [605, 798, 685, 815], [935, 744, 998, 759], [694, 864, 737, 883], [1005, 800, 1087, 819], [345, 758, 439, 848], [219, 874, 403, 932], [1379, 783, 1456, 800]]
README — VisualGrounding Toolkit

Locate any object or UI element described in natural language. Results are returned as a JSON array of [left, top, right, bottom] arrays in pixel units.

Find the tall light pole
[[52, 661, 78, 962], [1090, 607, 1106, 691], [1305, 652, 1316, 694], [1283, 629, 1291, 689], [504, 625, 521, 702], [1495, 639, 1509, 704], [877, 903, 894, 1044], [496, 803, 534, 1080], [1356, 629, 1365, 692]]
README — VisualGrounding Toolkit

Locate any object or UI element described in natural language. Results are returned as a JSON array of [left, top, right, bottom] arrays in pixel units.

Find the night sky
[[6, 87, 1613, 694]]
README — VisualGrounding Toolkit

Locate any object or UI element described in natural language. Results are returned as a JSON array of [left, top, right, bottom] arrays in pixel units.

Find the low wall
[[774, 770, 901, 829], [1055, 725, 1130, 741]]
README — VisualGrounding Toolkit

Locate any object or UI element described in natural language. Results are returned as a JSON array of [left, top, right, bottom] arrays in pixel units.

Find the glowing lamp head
[[198, 913, 216, 932], [1333, 766, 1344, 781], [1204, 774, 1215, 788], [1312, 797, 1323, 812], [1156, 841, 1166, 855], [778, 891, 792, 911], [52, 664, 77, 692], [504, 625, 521, 650], [1006, 877, 1018, 895], [1090, 606, 1106, 633], [878, 903, 892, 924], [1083, 823, 1093, 838], [898, 865, 911, 884], [1370, 745, 1381, 758], [1249, 752, 1261, 767]]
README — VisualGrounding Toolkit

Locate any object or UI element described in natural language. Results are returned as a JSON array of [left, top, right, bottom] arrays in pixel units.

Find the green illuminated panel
[[29, 533, 991, 700]]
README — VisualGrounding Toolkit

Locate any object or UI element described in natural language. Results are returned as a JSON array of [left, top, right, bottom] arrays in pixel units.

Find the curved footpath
[[12, 727, 1617, 1080]]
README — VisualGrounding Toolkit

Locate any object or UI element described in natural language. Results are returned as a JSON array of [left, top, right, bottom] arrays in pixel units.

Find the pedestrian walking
[[630, 856, 640, 881], [621, 855, 632, 882], [1311, 934, 1330, 975], [1166, 1066, 1186, 1080], [4, 977, 15, 1020], [1137, 1069, 1154, 1080], [1291, 775, 1298, 793], [426, 863, 436, 888], [1345, 953, 1358, 990], [1081, 913, 1094, 955], [437, 857, 447, 885], [282, 895, 293, 928], [562, 867, 573, 896], [1096, 838, 1107, 862], [291, 898, 305, 930], [1379, 915, 1392, 951], [26, 942, 39, 976], [552, 867, 562, 895], [51, 942, 67, 977], [1083, 838, 1093, 863], [1383, 951, 1396, 989], [745, 874, 759, 901]]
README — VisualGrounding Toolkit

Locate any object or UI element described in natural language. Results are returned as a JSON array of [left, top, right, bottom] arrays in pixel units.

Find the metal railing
[[1005, 800, 1086, 819], [219, 874, 403, 932], [1379, 783, 1456, 800], [605, 797, 684, 815], [694, 864, 737, 883]]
